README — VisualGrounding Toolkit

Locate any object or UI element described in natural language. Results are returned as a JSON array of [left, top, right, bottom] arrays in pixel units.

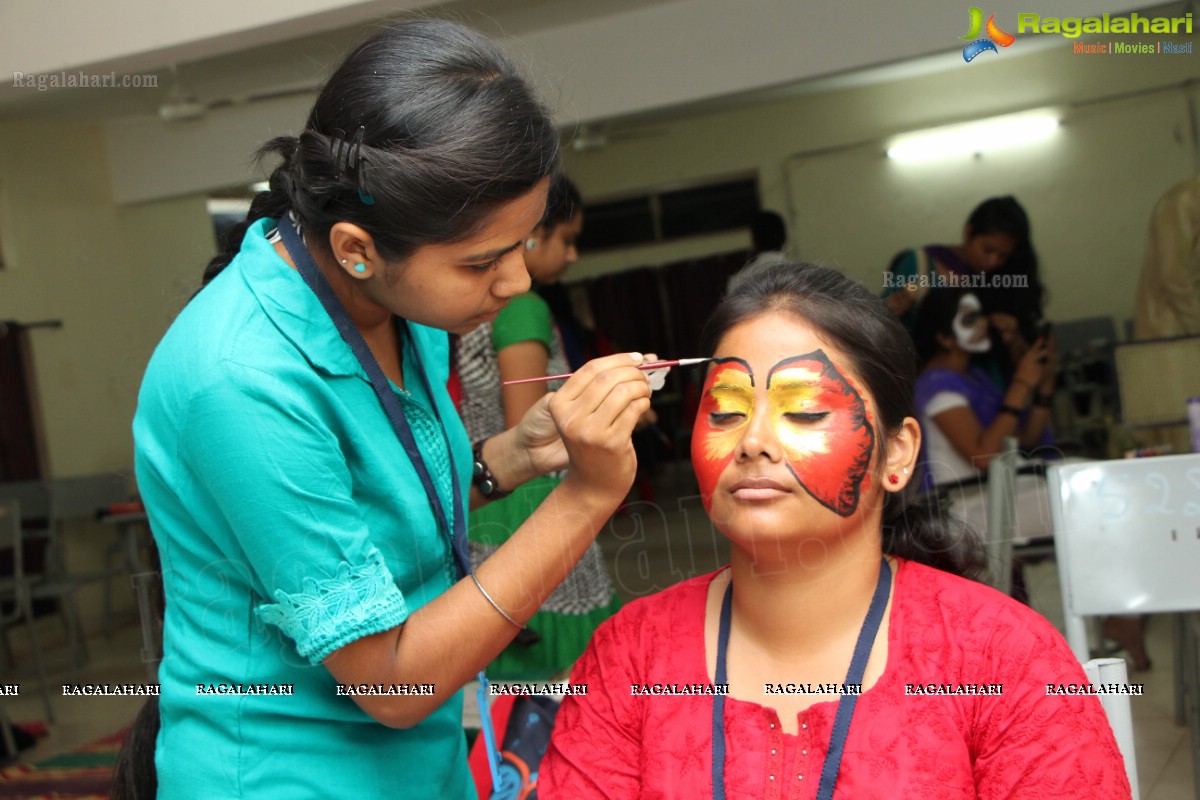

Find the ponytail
[[199, 137, 298, 290], [882, 490, 986, 581], [110, 696, 160, 799], [194, 20, 558, 296]]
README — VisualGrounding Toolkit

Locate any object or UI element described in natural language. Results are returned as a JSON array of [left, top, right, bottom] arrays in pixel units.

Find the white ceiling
[[3, 0, 1176, 125], [0, 0, 1185, 203]]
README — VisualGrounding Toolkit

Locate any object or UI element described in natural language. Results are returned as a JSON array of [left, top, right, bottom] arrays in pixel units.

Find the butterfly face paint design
[[691, 358, 753, 501], [691, 351, 875, 517]]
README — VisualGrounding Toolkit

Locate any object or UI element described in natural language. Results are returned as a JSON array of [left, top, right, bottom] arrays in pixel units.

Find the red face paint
[[767, 352, 874, 516], [691, 351, 874, 517], [691, 358, 753, 510]]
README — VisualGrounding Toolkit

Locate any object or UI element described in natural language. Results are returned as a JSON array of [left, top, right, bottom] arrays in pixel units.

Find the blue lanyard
[[278, 220, 504, 785], [278, 219, 470, 577], [712, 557, 891, 800]]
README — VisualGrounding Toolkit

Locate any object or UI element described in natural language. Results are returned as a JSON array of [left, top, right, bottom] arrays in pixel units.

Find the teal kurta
[[133, 219, 475, 798]]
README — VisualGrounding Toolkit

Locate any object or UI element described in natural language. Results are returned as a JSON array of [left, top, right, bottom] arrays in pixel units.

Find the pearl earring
[[525, 238, 538, 250]]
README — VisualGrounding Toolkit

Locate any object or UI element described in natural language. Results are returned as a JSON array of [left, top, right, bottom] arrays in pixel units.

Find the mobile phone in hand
[[1036, 320, 1052, 363]]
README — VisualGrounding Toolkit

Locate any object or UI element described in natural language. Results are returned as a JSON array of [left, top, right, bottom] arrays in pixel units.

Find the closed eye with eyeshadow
[[692, 350, 874, 517], [783, 411, 830, 422]]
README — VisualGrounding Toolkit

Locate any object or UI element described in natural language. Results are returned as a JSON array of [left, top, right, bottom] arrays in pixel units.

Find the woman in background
[[884, 196, 1046, 383], [455, 174, 622, 680], [543, 263, 1128, 798]]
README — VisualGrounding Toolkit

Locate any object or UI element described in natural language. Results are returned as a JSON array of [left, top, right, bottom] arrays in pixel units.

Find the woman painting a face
[[541, 263, 1130, 798]]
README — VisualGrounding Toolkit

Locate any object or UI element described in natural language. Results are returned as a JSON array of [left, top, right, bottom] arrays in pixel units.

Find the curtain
[[0, 322, 43, 481]]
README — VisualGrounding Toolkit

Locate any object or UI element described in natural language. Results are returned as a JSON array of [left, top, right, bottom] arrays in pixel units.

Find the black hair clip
[[329, 126, 375, 206]]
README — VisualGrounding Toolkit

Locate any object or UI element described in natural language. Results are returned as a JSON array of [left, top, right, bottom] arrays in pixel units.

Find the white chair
[[950, 436, 1054, 597], [984, 437, 1019, 595], [1083, 657, 1139, 798], [1049, 454, 1200, 800]]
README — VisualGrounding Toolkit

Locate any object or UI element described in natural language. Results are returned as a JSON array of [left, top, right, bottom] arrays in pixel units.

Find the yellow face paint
[[691, 351, 875, 516]]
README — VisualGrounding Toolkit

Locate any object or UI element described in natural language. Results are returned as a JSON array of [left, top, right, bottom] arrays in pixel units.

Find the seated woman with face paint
[[540, 264, 1129, 799], [912, 288, 1056, 542]]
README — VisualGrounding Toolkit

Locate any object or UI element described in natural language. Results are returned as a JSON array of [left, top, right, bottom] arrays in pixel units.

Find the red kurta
[[542, 559, 1130, 799]]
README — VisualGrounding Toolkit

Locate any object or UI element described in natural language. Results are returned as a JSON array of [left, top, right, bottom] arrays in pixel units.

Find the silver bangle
[[469, 572, 524, 629]]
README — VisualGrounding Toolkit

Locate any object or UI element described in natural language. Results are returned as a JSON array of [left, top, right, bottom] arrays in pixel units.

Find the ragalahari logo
[[961, 7, 1016, 62]]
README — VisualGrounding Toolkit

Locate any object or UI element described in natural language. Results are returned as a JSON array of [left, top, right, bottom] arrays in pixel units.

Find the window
[[659, 179, 759, 239], [577, 175, 759, 252]]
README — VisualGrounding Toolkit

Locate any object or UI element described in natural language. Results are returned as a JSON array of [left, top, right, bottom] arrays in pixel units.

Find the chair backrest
[[984, 437, 1019, 595], [51, 472, 134, 519], [1082, 657, 1139, 798], [1055, 316, 1118, 356], [0, 480, 58, 569], [1113, 335, 1200, 428], [1049, 452, 1200, 670], [0, 481, 54, 528]]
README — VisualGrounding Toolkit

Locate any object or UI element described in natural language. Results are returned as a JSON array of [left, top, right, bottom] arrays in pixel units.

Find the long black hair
[[964, 196, 1044, 335], [699, 262, 986, 580], [912, 286, 976, 366], [202, 19, 559, 288]]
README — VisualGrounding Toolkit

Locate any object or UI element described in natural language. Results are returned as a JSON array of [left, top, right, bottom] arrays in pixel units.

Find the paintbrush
[[501, 357, 712, 386]]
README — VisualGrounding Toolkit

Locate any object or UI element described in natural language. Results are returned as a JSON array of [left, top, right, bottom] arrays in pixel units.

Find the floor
[[0, 616, 147, 765], [2, 460, 1196, 799]]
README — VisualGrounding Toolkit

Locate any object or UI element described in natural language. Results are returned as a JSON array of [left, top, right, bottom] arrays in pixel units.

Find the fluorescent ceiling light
[[887, 113, 1059, 163]]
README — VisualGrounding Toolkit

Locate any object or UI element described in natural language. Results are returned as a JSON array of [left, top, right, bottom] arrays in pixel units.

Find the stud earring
[[525, 238, 537, 250], [903, 467, 909, 475], [340, 258, 348, 264], [888, 474, 899, 485], [353, 263, 367, 274]]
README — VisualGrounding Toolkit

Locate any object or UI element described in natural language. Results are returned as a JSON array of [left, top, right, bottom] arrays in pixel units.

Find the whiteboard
[[1049, 453, 1200, 616]]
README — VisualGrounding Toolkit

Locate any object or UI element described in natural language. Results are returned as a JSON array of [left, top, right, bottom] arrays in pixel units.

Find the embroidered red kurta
[[542, 559, 1130, 799]]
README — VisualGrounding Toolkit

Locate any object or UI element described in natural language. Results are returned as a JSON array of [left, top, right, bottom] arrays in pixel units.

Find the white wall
[[0, 121, 215, 633], [0, 121, 214, 478], [562, 35, 1200, 330], [88, 0, 1161, 204]]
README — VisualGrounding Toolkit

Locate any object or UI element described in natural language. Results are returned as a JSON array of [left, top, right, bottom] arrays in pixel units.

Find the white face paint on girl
[[953, 293, 991, 353]]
